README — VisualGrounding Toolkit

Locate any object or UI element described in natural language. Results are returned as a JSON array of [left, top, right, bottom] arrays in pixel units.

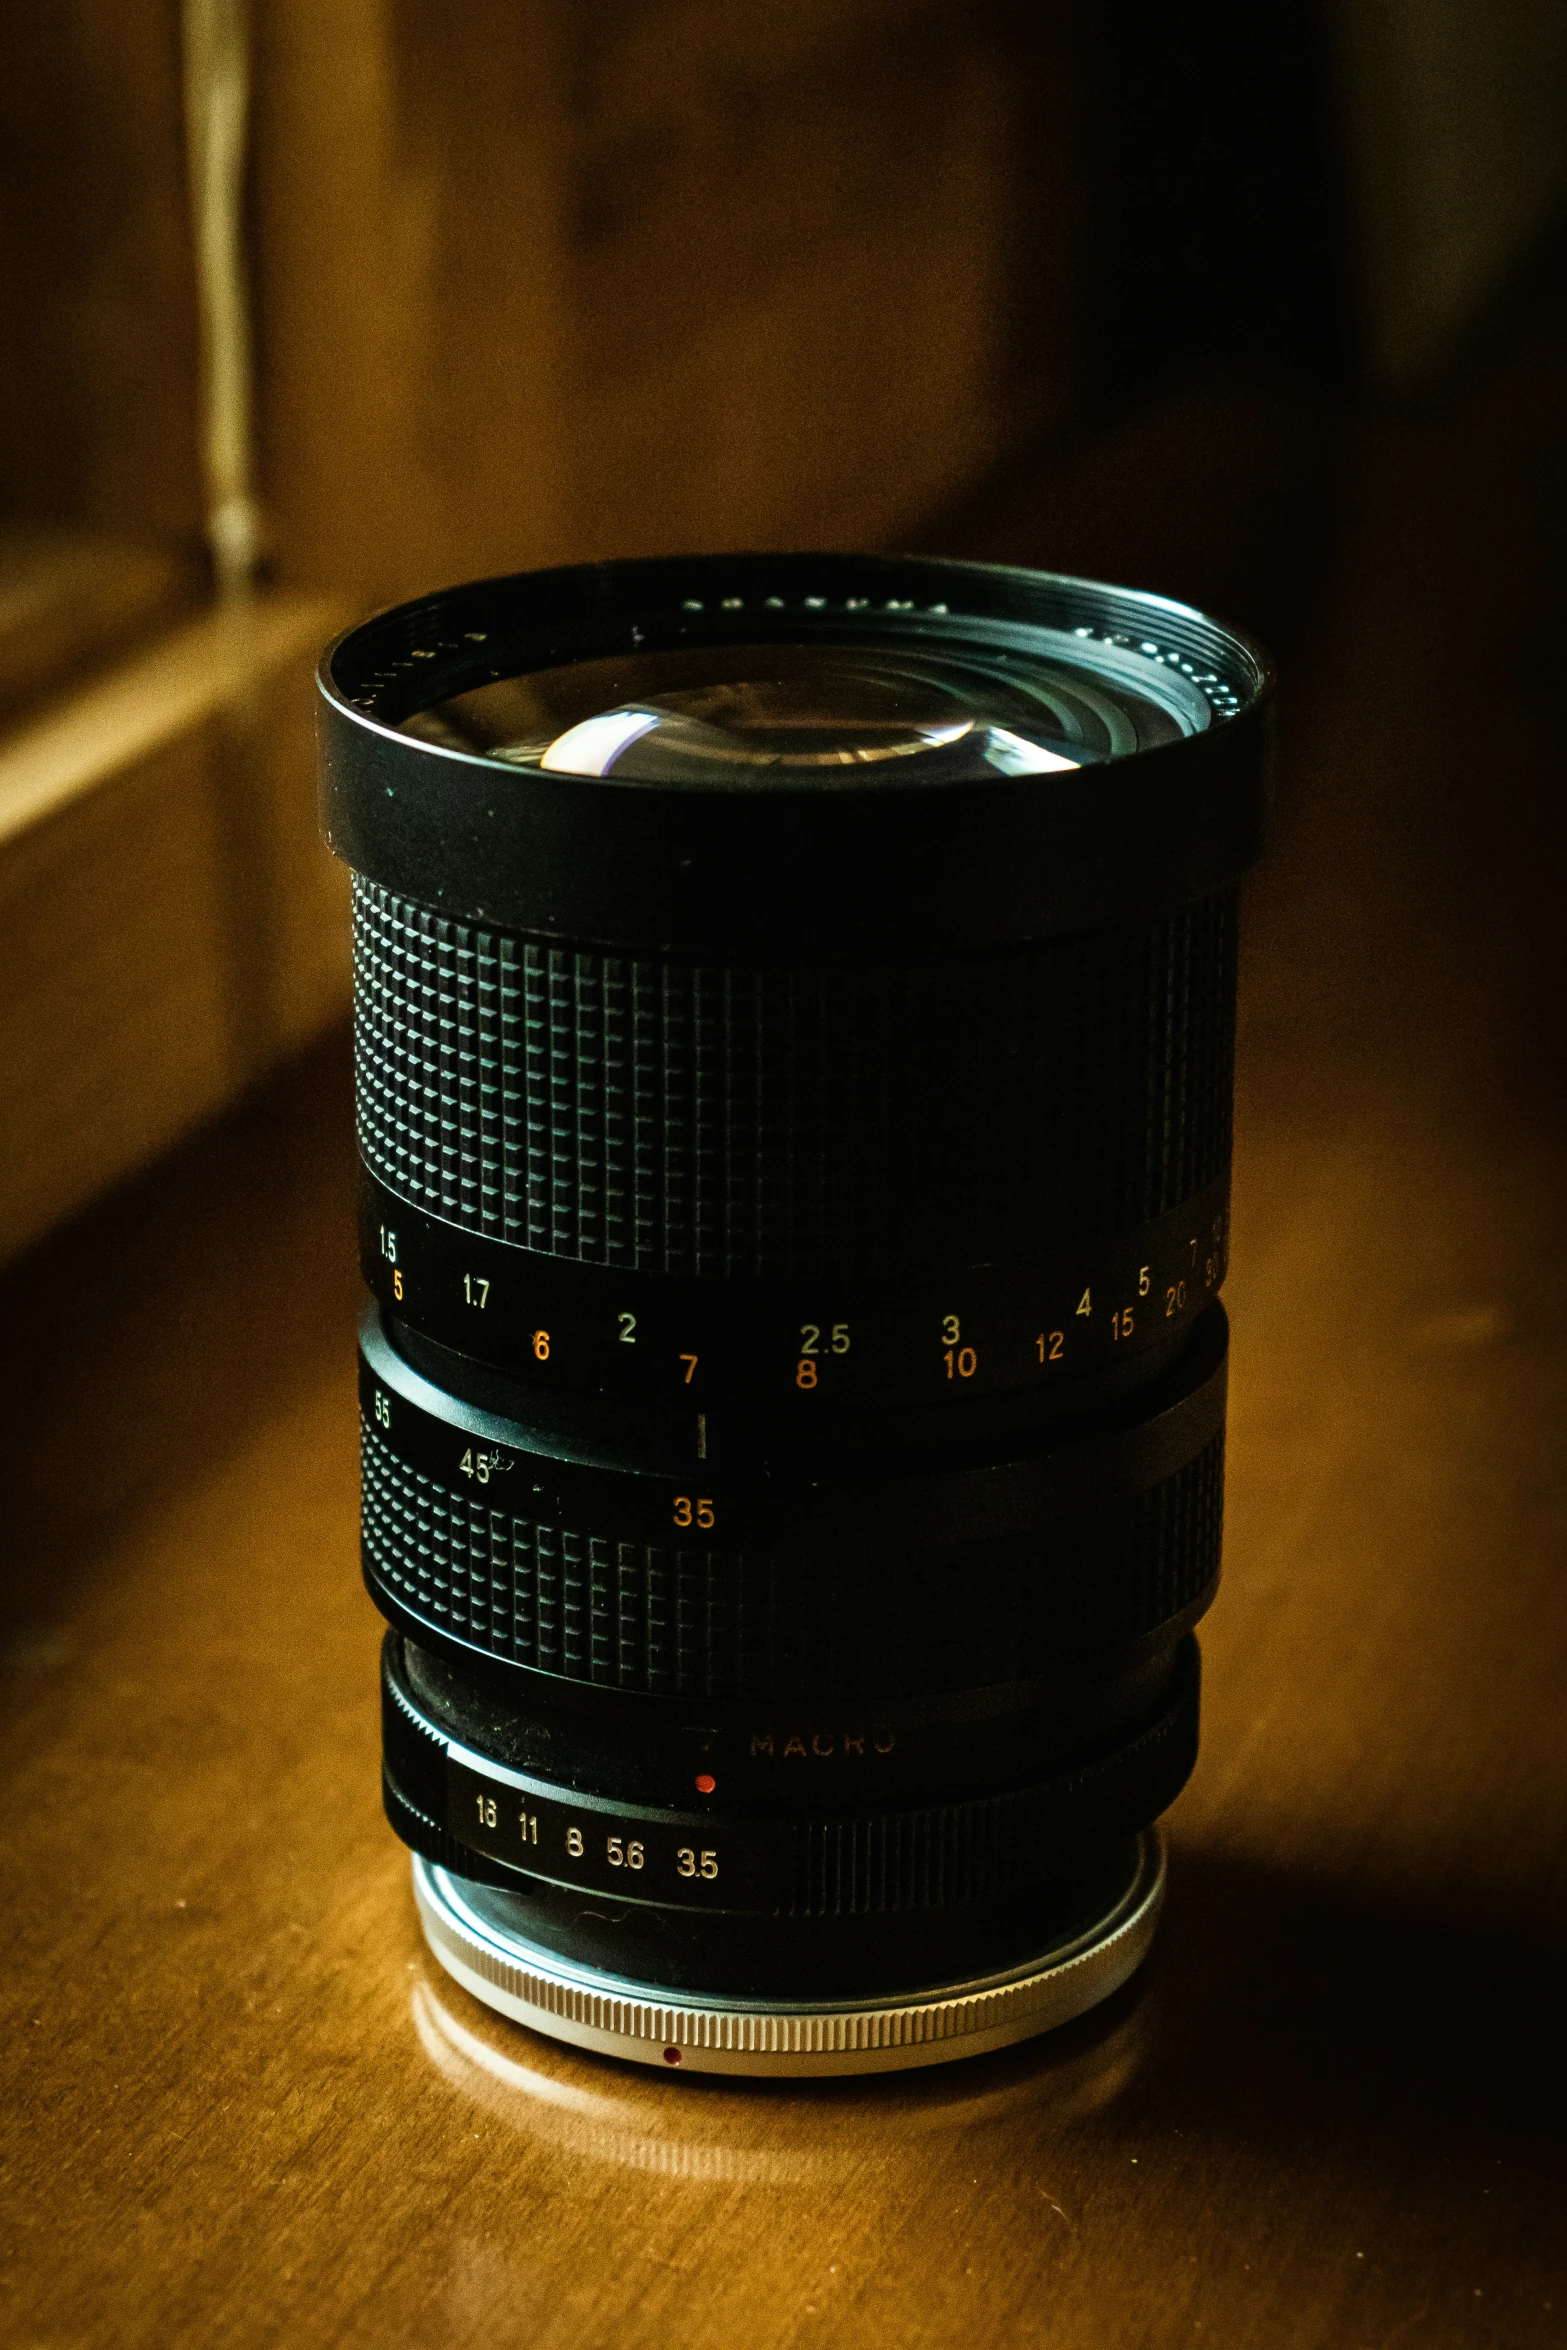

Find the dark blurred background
[[9, 0, 1564, 603], [1, 0, 1564, 1256]]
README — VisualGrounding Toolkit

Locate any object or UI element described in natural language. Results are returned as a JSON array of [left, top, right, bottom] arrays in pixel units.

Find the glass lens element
[[401, 638, 1206, 785]]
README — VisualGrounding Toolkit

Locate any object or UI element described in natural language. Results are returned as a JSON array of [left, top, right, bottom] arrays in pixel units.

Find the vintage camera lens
[[319, 554, 1271, 2074]]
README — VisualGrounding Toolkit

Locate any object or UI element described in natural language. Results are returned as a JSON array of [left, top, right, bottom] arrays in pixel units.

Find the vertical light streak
[[181, 0, 261, 597]]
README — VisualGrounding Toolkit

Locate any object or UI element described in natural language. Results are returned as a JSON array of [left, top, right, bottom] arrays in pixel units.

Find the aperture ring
[[382, 1632, 1200, 1919]]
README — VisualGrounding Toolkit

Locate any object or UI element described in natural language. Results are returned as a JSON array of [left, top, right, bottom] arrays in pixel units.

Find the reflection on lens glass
[[399, 638, 1208, 785]]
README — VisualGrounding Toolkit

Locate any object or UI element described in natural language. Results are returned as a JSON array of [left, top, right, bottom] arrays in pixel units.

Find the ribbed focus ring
[[776, 1657, 1195, 1915], [353, 877, 1237, 1279], [361, 1416, 1223, 1701]]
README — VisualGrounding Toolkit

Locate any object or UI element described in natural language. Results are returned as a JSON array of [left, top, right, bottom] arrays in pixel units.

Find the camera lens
[[319, 553, 1271, 2074]]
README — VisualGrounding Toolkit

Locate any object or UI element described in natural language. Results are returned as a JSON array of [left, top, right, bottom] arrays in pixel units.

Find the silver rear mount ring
[[411, 1831, 1165, 2078]]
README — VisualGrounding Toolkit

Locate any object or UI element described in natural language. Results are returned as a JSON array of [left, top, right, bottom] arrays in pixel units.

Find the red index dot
[[694, 1773, 716, 1795], [663, 2046, 683, 2066]]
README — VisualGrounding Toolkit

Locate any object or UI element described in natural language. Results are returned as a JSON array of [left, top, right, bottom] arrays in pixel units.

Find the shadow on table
[[404, 1841, 1567, 2182], [1130, 1843, 1567, 2154]]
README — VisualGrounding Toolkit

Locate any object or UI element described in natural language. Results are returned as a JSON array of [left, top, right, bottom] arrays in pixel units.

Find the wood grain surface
[[2, 305, 1564, 2349]]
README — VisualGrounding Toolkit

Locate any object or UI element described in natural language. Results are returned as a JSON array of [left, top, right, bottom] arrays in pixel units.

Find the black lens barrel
[[320, 552, 1271, 2022]]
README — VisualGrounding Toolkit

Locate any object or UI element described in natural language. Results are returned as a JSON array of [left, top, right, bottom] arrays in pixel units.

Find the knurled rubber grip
[[361, 1414, 1222, 1703], [353, 876, 1236, 1281]]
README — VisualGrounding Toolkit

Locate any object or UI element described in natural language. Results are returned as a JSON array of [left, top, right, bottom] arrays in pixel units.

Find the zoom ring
[[362, 1415, 1223, 1701], [383, 1637, 1200, 1918], [353, 877, 1237, 1280]]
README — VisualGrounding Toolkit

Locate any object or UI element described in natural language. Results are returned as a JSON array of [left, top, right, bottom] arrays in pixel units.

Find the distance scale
[[360, 1164, 1229, 1413]]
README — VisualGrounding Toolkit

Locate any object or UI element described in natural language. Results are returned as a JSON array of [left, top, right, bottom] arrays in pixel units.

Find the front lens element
[[399, 634, 1207, 783]]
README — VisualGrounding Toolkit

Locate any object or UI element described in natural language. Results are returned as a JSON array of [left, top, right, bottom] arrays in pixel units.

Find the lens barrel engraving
[[319, 550, 1272, 2057]]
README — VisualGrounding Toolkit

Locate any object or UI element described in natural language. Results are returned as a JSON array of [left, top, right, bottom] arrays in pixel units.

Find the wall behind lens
[[1329, 0, 1567, 383], [249, 0, 1091, 609]]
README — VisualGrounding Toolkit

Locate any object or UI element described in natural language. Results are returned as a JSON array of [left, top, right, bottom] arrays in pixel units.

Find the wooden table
[[4, 316, 1565, 2346]]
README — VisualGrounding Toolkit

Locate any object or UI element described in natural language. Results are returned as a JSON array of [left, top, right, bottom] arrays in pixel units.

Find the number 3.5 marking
[[673, 1495, 715, 1530]]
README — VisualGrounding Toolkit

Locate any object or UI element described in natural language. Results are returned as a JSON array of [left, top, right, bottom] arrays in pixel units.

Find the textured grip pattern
[[778, 1665, 1197, 1914], [362, 1419, 1223, 1702], [353, 878, 1236, 1279]]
